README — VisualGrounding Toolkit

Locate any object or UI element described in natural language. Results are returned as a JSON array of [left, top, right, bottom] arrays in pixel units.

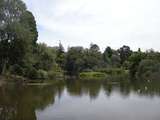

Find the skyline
[[23, 0, 160, 51]]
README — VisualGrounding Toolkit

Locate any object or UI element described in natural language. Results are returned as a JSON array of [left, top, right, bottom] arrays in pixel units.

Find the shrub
[[48, 70, 64, 80], [37, 69, 48, 79], [136, 59, 160, 80], [24, 67, 38, 79], [9, 64, 24, 76]]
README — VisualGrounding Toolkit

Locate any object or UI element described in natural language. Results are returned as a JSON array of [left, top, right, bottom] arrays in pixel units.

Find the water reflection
[[0, 80, 160, 120], [0, 83, 64, 120]]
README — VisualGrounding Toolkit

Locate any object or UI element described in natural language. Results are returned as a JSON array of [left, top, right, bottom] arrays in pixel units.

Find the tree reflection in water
[[0, 79, 160, 120], [0, 83, 64, 120]]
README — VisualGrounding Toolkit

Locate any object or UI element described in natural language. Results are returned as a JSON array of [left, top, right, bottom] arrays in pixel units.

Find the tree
[[103, 46, 113, 66], [0, 0, 26, 28], [83, 44, 103, 70], [136, 59, 160, 80], [20, 11, 38, 45], [118, 45, 132, 64], [90, 43, 100, 52], [103, 46, 112, 58], [0, 0, 27, 74], [0, 0, 38, 75], [110, 54, 121, 67], [65, 47, 85, 76], [128, 51, 145, 77], [34, 43, 56, 71], [56, 42, 65, 69]]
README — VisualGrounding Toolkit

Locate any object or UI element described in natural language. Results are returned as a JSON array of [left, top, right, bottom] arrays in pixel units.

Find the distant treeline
[[0, 0, 160, 81]]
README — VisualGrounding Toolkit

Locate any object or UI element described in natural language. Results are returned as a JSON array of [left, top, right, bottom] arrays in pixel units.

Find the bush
[[47, 64, 64, 79], [24, 67, 38, 79], [48, 70, 64, 80], [136, 59, 160, 80], [9, 64, 24, 76], [37, 69, 48, 79]]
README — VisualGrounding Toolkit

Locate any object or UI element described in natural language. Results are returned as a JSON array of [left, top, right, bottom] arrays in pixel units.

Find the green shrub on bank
[[9, 64, 24, 76], [48, 64, 64, 79], [136, 59, 160, 80], [37, 69, 48, 79], [48, 71, 63, 79], [24, 67, 38, 79]]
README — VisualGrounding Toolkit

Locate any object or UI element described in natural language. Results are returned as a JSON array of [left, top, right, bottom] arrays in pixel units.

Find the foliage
[[65, 47, 85, 76], [56, 42, 65, 69], [118, 45, 132, 64], [128, 50, 160, 81], [34, 43, 56, 71], [48, 64, 64, 79], [83, 44, 103, 70], [136, 59, 160, 80], [0, 0, 26, 28], [25, 67, 38, 79], [103, 46, 112, 63], [9, 64, 24, 76], [0, 0, 38, 76], [1, 0, 160, 82], [20, 11, 38, 45], [128, 51, 146, 77], [64, 44, 104, 76], [37, 69, 48, 79]]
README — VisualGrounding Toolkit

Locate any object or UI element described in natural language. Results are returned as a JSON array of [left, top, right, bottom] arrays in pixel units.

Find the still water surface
[[0, 80, 160, 120]]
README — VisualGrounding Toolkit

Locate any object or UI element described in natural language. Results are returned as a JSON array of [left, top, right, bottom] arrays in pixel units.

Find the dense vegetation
[[0, 0, 160, 81]]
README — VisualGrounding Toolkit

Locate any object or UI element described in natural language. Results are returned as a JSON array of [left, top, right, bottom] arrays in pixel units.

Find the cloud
[[23, 0, 160, 51]]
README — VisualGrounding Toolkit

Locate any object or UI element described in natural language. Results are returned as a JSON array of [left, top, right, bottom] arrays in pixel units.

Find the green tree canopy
[[118, 45, 132, 64], [0, 0, 37, 75]]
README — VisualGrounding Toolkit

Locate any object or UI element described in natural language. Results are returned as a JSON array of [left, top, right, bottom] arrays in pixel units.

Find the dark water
[[0, 80, 160, 120]]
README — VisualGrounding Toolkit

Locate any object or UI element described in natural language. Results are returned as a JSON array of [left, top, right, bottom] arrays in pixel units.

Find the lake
[[0, 80, 160, 120]]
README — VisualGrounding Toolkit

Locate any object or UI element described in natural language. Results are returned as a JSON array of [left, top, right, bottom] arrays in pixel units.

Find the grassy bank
[[79, 68, 129, 81], [80, 72, 107, 81]]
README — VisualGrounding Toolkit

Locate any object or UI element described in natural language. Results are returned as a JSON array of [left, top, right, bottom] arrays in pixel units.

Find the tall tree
[[20, 11, 38, 45], [34, 43, 56, 71], [56, 42, 65, 69], [0, 0, 26, 74], [65, 47, 84, 76], [0, 0, 37, 74], [83, 44, 103, 70], [103, 46, 113, 65], [0, 0, 26, 27], [118, 45, 132, 64], [90, 43, 100, 52]]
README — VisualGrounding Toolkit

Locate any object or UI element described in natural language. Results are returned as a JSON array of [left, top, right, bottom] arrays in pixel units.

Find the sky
[[23, 0, 160, 51]]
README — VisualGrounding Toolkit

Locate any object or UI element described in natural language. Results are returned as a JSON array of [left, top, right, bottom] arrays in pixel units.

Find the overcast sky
[[23, 0, 160, 51]]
